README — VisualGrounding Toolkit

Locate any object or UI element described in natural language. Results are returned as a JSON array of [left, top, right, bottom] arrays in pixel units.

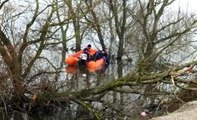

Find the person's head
[[83, 48, 88, 53], [87, 44, 91, 49]]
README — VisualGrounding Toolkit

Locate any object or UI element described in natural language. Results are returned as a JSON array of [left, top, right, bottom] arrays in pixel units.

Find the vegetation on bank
[[0, 0, 197, 119]]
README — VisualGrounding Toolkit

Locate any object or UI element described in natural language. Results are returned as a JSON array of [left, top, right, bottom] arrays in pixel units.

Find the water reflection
[[2, 60, 197, 120], [0, 61, 148, 120]]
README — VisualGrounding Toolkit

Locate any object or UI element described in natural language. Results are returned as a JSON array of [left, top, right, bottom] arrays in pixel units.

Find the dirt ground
[[151, 100, 197, 120]]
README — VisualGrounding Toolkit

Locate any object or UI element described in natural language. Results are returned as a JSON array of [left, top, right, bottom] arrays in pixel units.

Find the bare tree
[[126, 0, 197, 75], [83, 0, 107, 49], [0, 0, 197, 119], [109, 0, 127, 60], [0, 0, 69, 102]]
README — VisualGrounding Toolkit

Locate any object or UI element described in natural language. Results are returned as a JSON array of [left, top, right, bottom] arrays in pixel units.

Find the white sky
[[175, 0, 197, 13]]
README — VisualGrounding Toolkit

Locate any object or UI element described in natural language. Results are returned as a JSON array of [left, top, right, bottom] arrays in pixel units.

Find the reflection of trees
[[0, 0, 197, 119]]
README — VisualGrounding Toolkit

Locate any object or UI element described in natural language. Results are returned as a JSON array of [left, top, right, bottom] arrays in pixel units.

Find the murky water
[[1, 60, 193, 120]]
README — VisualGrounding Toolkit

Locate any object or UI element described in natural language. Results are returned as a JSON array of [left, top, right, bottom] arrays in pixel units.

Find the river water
[[2, 60, 193, 120]]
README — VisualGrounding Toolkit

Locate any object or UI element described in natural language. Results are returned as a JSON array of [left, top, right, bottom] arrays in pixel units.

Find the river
[[2, 60, 196, 120]]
